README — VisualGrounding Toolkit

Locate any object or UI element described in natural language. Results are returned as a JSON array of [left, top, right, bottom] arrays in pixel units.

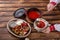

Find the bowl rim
[[7, 18, 31, 38], [27, 8, 42, 14]]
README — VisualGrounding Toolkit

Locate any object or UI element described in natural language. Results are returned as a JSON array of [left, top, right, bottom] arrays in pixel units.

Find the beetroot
[[21, 22, 28, 26]]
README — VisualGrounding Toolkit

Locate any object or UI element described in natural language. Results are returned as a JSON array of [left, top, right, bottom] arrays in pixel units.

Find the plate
[[7, 18, 31, 38]]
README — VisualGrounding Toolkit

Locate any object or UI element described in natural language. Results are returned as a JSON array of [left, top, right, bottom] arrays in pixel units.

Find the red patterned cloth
[[50, 24, 55, 31], [50, 2, 57, 6]]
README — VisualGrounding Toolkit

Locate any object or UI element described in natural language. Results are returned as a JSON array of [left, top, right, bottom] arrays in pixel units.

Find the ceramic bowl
[[14, 8, 26, 18], [34, 18, 50, 32]]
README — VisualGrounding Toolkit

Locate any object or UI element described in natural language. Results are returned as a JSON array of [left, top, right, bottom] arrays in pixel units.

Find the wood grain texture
[[0, 28, 60, 40], [0, 0, 60, 40]]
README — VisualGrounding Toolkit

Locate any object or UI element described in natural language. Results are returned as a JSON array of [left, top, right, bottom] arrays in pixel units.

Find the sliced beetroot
[[21, 22, 28, 27], [23, 29, 27, 32]]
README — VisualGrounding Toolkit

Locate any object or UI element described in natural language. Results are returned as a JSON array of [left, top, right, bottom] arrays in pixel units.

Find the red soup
[[28, 11, 41, 20], [37, 21, 45, 28]]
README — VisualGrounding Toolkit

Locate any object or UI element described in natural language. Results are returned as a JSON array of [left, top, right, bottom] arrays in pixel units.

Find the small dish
[[13, 8, 26, 18], [34, 18, 50, 32]]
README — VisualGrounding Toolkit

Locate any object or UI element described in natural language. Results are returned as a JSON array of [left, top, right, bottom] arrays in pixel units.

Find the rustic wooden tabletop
[[0, 0, 60, 40]]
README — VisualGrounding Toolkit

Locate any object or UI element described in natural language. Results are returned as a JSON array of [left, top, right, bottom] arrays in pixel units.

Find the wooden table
[[0, 0, 60, 40]]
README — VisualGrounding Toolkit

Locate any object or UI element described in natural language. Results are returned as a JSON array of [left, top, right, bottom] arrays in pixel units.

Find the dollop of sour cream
[[16, 20, 24, 25]]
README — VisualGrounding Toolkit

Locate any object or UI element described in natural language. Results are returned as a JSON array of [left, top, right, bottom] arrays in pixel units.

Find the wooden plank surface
[[0, 28, 60, 40], [0, 0, 60, 40]]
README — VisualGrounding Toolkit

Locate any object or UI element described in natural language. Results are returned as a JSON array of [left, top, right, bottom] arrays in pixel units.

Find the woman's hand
[[47, 3, 56, 11]]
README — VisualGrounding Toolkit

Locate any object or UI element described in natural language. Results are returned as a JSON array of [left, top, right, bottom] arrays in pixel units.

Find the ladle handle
[[42, 11, 52, 16], [43, 4, 56, 15]]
